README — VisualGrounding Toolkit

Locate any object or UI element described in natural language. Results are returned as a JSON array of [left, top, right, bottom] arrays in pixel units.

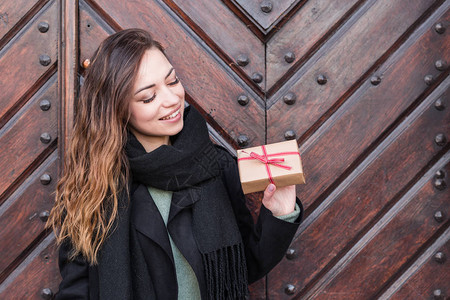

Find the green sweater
[[148, 186, 300, 300]]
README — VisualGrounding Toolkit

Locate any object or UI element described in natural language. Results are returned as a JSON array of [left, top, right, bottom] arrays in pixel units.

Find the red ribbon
[[238, 145, 300, 185]]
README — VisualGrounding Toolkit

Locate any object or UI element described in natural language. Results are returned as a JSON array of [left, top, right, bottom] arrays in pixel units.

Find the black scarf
[[125, 106, 248, 299]]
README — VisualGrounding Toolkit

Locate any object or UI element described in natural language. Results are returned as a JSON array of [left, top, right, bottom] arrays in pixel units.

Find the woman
[[48, 28, 303, 299]]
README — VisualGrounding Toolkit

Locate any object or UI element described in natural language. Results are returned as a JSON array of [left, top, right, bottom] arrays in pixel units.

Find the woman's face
[[128, 48, 185, 152]]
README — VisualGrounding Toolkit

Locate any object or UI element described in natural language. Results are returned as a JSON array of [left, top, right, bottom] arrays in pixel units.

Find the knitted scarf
[[125, 106, 248, 299]]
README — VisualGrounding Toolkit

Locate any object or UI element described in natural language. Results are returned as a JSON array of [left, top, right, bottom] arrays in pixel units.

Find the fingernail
[[268, 184, 275, 192]]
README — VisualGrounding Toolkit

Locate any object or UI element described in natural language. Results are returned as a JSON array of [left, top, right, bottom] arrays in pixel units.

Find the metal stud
[[434, 98, 445, 111], [237, 135, 249, 147], [435, 170, 446, 179], [286, 248, 297, 260], [433, 289, 444, 300], [38, 22, 49, 33], [237, 95, 249, 106], [371, 76, 381, 85], [317, 74, 327, 85], [285, 284, 296, 295], [82, 59, 91, 69], [39, 55, 51, 66], [435, 133, 446, 146], [260, 0, 273, 13], [435, 60, 447, 71], [424, 74, 433, 85], [236, 54, 249, 67], [283, 92, 296, 105], [251, 72, 263, 83], [39, 211, 50, 222], [40, 99, 51, 111], [284, 52, 295, 63], [40, 173, 51, 185], [284, 130, 296, 140], [434, 22, 445, 34], [434, 251, 446, 264], [434, 179, 446, 191], [434, 211, 444, 223], [41, 288, 53, 300], [40, 133, 51, 144]]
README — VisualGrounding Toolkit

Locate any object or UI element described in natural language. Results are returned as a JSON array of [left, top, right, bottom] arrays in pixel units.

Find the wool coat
[[55, 145, 303, 299]]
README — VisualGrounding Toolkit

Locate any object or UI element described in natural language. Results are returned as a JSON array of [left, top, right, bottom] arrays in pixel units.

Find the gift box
[[236, 140, 305, 194]]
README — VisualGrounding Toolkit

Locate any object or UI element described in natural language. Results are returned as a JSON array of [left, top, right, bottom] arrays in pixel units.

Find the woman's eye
[[143, 95, 156, 103], [168, 77, 179, 86]]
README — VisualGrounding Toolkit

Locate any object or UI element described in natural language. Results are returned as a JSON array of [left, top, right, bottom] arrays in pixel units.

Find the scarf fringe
[[202, 243, 248, 300]]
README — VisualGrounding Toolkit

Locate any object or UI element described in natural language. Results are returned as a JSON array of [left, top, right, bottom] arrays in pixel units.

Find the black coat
[[55, 146, 303, 299]]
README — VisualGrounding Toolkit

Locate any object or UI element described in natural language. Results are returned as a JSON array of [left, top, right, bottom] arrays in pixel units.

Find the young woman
[[48, 28, 303, 300]]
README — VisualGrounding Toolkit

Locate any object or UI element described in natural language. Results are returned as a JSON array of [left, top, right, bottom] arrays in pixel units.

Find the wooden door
[[0, 1, 448, 299]]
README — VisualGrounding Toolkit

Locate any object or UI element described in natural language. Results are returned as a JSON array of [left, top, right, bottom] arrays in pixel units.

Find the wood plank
[[0, 76, 57, 200], [267, 0, 441, 142], [0, 152, 57, 280], [388, 233, 450, 300], [0, 0, 40, 40], [318, 160, 450, 298], [0, 0, 57, 126], [88, 0, 265, 146], [266, 0, 361, 89], [79, 0, 113, 68], [267, 77, 450, 298], [296, 6, 450, 210], [0, 234, 60, 299], [170, 0, 265, 90], [234, 0, 297, 30]]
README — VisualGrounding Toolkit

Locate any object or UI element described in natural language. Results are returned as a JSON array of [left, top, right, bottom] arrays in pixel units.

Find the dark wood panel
[[0, 0, 57, 126], [296, 6, 449, 210], [0, 76, 57, 199], [267, 0, 440, 142], [0, 235, 60, 300], [318, 160, 450, 299], [79, 0, 112, 68], [267, 81, 449, 298], [170, 0, 265, 90], [388, 233, 450, 300], [87, 0, 265, 146], [234, 0, 296, 30], [266, 0, 361, 89], [0, 0, 40, 40], [0, 152, 57, 280]]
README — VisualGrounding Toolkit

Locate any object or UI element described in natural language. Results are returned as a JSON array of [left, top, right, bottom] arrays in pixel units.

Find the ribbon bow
[[238, 145, 299, 185]]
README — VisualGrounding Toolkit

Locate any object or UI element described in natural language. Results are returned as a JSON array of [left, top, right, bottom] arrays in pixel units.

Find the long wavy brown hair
[[47, 29, 164, 265]]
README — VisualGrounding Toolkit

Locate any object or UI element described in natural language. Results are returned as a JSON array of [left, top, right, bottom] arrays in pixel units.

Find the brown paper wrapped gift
[[236, 140, 305, 194]]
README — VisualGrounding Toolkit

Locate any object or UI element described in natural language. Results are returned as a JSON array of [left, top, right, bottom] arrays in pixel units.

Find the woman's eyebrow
[[134, 67, 175, 95]]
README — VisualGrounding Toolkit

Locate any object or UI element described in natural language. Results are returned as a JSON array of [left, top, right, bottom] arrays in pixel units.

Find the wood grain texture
[[88, 0, 265, 146], [0, 234, 60, 300], [0, 0, 41, 41], [0, 152, 57, 280], [296, 5, 449, 210], [233, 0, 297, 30], [0, 76, 57, 201], [267, 79, 449, 298], [170, 0, 265, 90], [267, 0, 440, 142], [318, 160, 450, 299], [266, 0, 361, 89], [388, 232, 450, 300], [0, 0, 57, 127]]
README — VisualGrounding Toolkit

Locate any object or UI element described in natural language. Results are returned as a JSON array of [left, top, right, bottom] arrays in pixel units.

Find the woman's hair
[[47, 28, 164, 264]]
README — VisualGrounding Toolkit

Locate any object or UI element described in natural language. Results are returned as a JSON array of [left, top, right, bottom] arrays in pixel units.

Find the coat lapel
[[131, 184, 174, 262]]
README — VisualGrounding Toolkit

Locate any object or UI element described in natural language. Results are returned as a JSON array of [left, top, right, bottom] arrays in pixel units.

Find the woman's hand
[[261, 184, 296, 216]]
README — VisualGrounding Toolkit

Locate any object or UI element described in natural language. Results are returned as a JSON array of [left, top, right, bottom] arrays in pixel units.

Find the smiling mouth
[[160, 109, 180, 120]]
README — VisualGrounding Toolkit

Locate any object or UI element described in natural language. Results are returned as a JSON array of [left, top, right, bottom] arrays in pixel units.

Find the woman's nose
[[160, 86, 181, 107]]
